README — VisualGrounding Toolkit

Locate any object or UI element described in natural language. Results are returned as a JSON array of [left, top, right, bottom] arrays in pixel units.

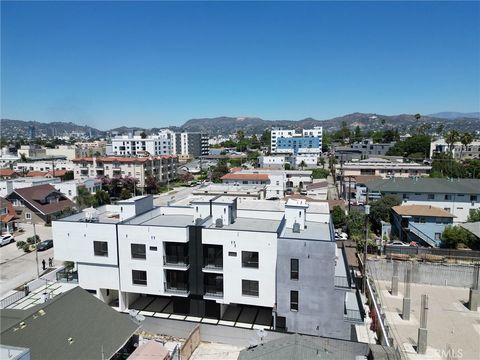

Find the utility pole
[[347, 175, 352, 212], [33, 223, 40, 278], [363, 202, 370, 293]]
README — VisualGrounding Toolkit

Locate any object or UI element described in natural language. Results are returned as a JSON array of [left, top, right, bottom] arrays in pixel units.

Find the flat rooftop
[[208, 217, 280, 233], [58, 207, 123, 224], [373, 279, 479, 360], [281, 221, 332, 241], [124, 213, 194, 227]]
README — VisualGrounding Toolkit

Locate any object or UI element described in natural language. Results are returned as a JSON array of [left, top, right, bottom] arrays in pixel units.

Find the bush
[[16, 240, 31, 253], [312, 168, 330, 179]]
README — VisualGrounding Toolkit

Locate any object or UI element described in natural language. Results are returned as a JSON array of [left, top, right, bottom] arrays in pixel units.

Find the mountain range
[[1, 112, 479, 138]]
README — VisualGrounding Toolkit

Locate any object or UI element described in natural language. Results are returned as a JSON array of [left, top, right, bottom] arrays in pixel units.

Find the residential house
[[7, 184, 76, 224], [390, 205, 455, 247], [305, 181, 329, 200], [430, 138, 480, 160], [0, 197, 17, 234], [0, 169, 18, 180]]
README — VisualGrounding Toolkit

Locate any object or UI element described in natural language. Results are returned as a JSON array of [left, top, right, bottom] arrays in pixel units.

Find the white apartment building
[[258, 156, 285, 169], [45, 145, 78, 161], [430, 138, 480, 160], [52, 196, 361, 339], [110, 135, 172, 156], [221, 169, 313, 198], [72, 156, 177, 188], [340, 158, 431, 178], [366, 178, 480, 222], [271, 126, 323, 154]]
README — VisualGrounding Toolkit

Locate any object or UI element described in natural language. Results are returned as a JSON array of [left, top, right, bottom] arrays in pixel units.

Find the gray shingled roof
[[366, 178, 480, 195], [0, 287, 138, 360], [238, 333, 371, 360]]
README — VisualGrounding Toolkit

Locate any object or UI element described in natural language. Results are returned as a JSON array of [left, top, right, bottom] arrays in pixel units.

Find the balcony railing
[[164, 282, 189, 295], [204, 286, 223, 298], [164, 255, 189, 267], [203, 258, 223, 270]]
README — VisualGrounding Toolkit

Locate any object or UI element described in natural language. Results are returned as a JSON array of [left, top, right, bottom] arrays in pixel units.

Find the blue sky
[[1, 1, 479, 129]]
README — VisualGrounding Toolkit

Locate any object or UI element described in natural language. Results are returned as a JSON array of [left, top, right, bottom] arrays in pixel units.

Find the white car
[[335, 232, 348, 240], [389, 240, 409, 247], [0, 234, 15, 247]]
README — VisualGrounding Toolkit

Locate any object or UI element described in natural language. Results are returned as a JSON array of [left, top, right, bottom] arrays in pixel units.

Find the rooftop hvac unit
[[292, 222, 301, 233], [195, 217, 203, 226], [215, 218, 223, 228]]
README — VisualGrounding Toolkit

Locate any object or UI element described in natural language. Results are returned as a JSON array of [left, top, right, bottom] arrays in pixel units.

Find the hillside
[[0, 119, 104, 138]]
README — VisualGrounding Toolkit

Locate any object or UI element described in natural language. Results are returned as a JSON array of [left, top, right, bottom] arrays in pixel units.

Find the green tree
[[140, 131, 147, 139], [312, 168, 329, 179], [75, 186, 95, 208], [386, 134, 431, 159], [299, 160, 307, 170], [459, 132, 474, 159], [354, 126, 362, 142], [467, 209, 480, 222], [346, 209, 366, 240], [120, 188, 132, 200], [236, 130, 245, 141], [260, 130, 271, 149], [284, 163, 291, 170], [445, 130, 459, 155], [332, 206, 347, 228], [94, 189, 110, 206], [441, 225, 476, 249], [369, 195, 402, 232], [211, 161, 229, 183]]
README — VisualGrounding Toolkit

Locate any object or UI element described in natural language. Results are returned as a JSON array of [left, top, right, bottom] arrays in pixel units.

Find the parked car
[[389, 240, 409, 247], [0, 234, 15, 247], [300, 190, 308, 195], [335, 231, 348, 240], [36, 239, 53, 251]]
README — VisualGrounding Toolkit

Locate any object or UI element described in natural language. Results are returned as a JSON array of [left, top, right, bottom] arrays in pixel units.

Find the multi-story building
[[173, 132, 209, 157], [271, 127, 323, 155], [15, 160, 74, 173], [72, 156, 177, 188], [350, 139, 396, 158], [45, 145, 79, 161], [110, 135, 172, 156], [258, 156, 286, 169], [76, 141, 108, 157], [430, 138, 480, 160], [340, 158, 431, 178], [221, 169, 313, 198], [52, 196, 361, 339], [365, 178, 480, 222]]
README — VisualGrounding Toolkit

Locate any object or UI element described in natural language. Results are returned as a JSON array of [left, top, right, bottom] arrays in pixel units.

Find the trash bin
[[24, 285, 29, 296]]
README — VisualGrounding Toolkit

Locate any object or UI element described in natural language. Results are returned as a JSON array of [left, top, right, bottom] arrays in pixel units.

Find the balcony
[[164, 255, 189, 269], [204, 285, 223, 298], [164, 282, 189, 296], [203, 258, 223, 272]]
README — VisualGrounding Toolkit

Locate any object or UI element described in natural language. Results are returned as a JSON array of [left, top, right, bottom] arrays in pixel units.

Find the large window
[[132, 270, 147, 285], [93, 241, 108, 257], [290, 290, 299, 311], [131, 243, 146, 259], [242, 280, 259, 297], [242, 251, 259, 268], [290, 259, 299, 280]]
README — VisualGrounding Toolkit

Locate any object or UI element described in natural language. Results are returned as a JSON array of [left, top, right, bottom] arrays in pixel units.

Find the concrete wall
[[276, 238, 351, 339]]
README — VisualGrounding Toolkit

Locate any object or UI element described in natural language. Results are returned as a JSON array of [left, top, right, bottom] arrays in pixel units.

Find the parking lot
[[0, 223, 58, 297]]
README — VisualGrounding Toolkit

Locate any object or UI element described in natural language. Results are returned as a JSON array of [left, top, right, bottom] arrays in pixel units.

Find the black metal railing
[[203, 258, 223, 270], [164, 282, 189, 294], [164, 255, 189, 266], [204, 285, 223, 297], [56, 269, 78, 283]]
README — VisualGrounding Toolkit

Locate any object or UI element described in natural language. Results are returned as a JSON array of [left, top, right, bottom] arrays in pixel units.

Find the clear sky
[[1, 1, 479, 129]]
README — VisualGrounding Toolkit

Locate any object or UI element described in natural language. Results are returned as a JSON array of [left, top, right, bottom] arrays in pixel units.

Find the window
[[132, 270, 147, 285], [290, 290, 299, 311], [25, 212, 32, 220], [93, 241, 108, 257], [228, 251, 237, 257], [242, 251, 259, 268], [131, 244, 146, 259], [444, 207, 451, 213], [445, 194, 452, 200], [12, 199, 22, 207], [428, 194, 434, 200], [149, 246, 157, 251], [290, 259, 299, 280], [242, 280, 259, 297], [471, 195, 478, 202]]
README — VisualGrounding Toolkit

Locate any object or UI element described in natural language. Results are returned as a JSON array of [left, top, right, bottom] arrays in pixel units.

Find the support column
[[468, 264, 480, 311], [119, 291, 129, 312], [391, 261, 399, 296], [402, 266, 411, 320], [417, 294, 429, 354]]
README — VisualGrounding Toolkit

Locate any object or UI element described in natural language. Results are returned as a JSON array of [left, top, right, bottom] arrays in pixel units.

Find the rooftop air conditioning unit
[[195, 218, 203, 226], [215, 218, 223, 228]]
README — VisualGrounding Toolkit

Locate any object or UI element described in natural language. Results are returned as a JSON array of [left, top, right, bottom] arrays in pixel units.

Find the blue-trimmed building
[[276, 137, 320, 155]]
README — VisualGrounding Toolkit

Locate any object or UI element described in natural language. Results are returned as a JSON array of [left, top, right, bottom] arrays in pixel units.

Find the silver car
[[0, 234, 15, 247]]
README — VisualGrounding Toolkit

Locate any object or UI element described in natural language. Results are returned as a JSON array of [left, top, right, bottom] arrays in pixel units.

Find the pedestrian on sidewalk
[[42, 259, 46, 270], [48, 257, 53, 267]]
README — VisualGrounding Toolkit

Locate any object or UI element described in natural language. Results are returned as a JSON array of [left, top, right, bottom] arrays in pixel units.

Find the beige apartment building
[[72, 156, 177, 188], [340, 158, 431, 178]]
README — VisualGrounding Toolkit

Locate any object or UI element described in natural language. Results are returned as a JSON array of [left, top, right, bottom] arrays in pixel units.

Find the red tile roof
[[11, 184, 75, 215], [46, 170, 69, 177], [230, 167, 242, 173], [0, 169, 17, 177], [221, 173, 270, 182], [0, 197, 17, 224], [25, 171, 48, 177]]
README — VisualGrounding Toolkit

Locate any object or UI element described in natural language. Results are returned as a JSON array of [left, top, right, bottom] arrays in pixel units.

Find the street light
[[363, 204, 371, 293]]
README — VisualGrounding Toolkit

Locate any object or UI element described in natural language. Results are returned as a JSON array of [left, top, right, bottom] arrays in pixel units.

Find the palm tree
[[459, 132, 474, 159], [445, 130, 460, 157], [299, 160, 307, 170]]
